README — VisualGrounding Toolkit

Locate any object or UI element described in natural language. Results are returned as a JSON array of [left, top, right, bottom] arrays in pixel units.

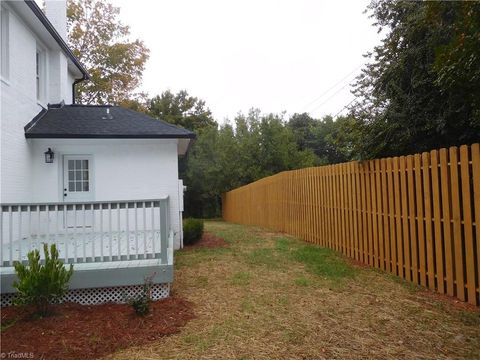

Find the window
[[36, 48, 45, 102], [68, 159, 90, 192], [1, 6, 9, 80]]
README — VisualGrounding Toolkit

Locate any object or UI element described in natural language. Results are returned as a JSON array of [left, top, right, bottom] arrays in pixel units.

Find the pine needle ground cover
[[109, 221, 480, 360]]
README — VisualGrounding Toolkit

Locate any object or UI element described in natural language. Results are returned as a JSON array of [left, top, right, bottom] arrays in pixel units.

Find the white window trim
[[36, 44, 47, 105], [0, 4, 10, 83]]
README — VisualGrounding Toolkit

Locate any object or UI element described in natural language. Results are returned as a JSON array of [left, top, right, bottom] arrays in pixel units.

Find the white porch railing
[[0, 198, 170, 267]]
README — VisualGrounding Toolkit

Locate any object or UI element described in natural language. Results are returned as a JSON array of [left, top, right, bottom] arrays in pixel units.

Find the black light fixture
[[44, 148, 54, 163]]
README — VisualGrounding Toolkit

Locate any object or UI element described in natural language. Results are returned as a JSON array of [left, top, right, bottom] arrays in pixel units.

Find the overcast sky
[[109, 0, 381, 122]]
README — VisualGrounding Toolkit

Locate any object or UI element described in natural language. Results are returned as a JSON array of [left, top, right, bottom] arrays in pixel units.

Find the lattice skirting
[[1, 283, 170, 307]]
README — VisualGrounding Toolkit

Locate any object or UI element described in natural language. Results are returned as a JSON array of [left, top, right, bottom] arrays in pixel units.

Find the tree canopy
[[148, 90, 217, 132], [350, 0, 480, 159], [67, 0, 149, 105], [184, 110, 318, 217]]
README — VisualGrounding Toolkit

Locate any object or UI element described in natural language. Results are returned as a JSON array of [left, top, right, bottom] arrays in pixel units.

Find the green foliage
[[287, 113, 357, 164], [183, 218, 205, 245], [430, 2, 480, 122], [129, 293, 150, 316], [148, 90, 217, 132], [13, 244, 73, 316], [185, 109, 318, 217], [67, 0, 149, 105], [350, 0, 480, 159], [127, 273, 155, 316]]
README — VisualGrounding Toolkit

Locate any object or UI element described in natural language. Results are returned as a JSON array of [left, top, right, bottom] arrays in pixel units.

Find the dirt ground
[[106, 221, 480, 360], [184, 231, 229, 249]]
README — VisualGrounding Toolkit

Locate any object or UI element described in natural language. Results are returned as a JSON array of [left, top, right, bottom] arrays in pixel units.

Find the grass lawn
[[108, 221, 480, 360]]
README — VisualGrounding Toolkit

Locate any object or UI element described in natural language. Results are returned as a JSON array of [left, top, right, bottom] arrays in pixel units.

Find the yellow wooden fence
[[222, 144, 480, 305]]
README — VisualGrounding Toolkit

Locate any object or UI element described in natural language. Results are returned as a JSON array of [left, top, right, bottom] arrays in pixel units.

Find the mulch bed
[[1, 297, 195, 360], [184, 231, 228, 249]]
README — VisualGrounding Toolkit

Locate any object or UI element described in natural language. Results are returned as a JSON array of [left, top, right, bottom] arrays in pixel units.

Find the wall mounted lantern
[[44, 148, 54, 163]]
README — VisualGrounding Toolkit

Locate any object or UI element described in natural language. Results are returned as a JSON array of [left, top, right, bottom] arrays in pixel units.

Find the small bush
[[13, 243, 73, 316], [183, 218, 204, 245], [127, 273, 155, 316]]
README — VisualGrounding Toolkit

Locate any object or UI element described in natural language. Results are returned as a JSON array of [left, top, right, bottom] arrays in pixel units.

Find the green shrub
[[183, 218, 204, 245], [127, 273, 155, 316], [13, 243, 73, 316]]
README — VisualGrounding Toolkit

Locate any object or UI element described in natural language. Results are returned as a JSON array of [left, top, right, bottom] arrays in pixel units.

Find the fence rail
[[0, 198, 170, 267], [223, 144, 480, 305]]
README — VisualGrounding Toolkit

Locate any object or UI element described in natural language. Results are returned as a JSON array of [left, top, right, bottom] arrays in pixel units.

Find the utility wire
[[301, 64, 363, 111], [333, 97, 358, 118], [309, 80, 353, 114]]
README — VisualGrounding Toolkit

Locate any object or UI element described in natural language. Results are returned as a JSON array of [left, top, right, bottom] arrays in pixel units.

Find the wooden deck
[[0, 198, 174, 304]]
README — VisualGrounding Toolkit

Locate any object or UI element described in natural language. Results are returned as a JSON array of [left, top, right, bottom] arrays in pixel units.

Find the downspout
[[72, 75, 87, 104]]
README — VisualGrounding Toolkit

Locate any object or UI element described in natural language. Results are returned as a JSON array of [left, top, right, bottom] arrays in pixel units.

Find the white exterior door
[[63, 156, 94, 228], [63, 155, 94, 202]]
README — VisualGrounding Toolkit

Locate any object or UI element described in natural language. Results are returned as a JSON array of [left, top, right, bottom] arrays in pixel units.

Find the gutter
[[24, 0, 89, 80], [24, 108, 48, 133], [24, 133, 198, 139]]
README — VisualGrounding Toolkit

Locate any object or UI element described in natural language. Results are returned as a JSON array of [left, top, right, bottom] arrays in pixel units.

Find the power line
[[309, 80, 352, 114], [301, 64, 363, 111], [333, 97, 357, 118]]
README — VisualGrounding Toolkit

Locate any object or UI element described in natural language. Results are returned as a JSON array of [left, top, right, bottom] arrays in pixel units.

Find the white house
[[0, 0, 195, 305]]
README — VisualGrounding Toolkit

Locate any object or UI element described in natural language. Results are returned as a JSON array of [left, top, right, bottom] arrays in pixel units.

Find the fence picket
[[422, 152, 435, 290], [381, 158, 390, 273], [393, 157, 403, 277], [449, 147, 465, 301], [371, 160, 379, 268], [439, 149, 454, 296], [415, 154, 427, 287], [407, 156, 418, 284], [460, 145, 477, 305], [431, 150, 445, 293], [387, 158, 397, 274], [400, 156, 410, 280], [471, 144, 480, 299]]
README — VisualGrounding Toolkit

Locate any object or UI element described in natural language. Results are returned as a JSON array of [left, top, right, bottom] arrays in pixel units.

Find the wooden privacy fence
[[222, 144, 480, 305]]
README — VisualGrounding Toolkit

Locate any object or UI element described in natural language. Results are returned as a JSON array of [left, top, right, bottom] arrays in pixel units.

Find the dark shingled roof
[[25, 105, 196, 139]]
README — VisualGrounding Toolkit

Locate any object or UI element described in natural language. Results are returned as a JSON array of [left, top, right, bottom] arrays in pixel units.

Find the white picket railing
[[0, 198, 170, 267]]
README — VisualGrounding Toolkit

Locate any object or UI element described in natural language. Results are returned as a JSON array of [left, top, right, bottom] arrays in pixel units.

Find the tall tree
[[430, 2, 480, 123], [288, 113, 317, 151], [351, 0, 480, 159], [67, 0, 149, 104], [148, 90, 217, 132], [287, 113, 355, 164]]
